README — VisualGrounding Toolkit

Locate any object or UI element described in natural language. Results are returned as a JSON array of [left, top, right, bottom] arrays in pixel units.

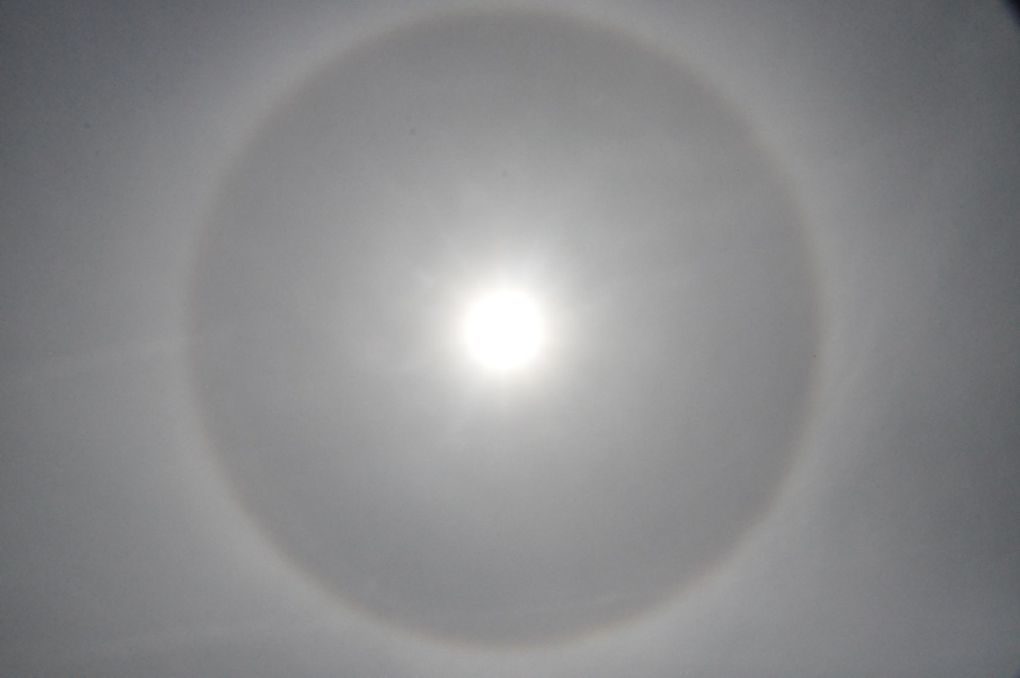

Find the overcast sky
[[2, 1, 1019, 676]]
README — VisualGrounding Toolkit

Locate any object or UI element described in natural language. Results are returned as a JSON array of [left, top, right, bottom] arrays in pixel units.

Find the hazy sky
[[2, 1, 1019, 675]]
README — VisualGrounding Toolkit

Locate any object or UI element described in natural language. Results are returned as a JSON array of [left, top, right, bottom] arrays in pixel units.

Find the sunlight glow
[[461, 288, 546, 372]]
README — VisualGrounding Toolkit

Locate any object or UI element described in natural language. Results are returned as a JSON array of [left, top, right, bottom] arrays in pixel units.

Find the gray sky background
[[2, 1, 1019, 676]]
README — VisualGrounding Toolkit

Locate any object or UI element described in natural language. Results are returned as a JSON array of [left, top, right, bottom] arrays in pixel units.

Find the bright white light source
[[461, 288, 545, 372]]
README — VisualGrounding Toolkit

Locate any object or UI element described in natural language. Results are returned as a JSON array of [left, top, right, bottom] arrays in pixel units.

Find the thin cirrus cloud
[[2, 2, 1019, 676]]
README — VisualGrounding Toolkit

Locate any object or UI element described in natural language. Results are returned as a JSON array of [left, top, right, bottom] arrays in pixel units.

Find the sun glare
[[461, 287, 546, 372]]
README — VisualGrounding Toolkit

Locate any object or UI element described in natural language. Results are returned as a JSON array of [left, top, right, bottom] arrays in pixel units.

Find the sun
[[461, 287, 546, 372]]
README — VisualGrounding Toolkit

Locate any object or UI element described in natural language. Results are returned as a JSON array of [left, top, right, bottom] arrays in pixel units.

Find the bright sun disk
[[461, 288, 546, 372]]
